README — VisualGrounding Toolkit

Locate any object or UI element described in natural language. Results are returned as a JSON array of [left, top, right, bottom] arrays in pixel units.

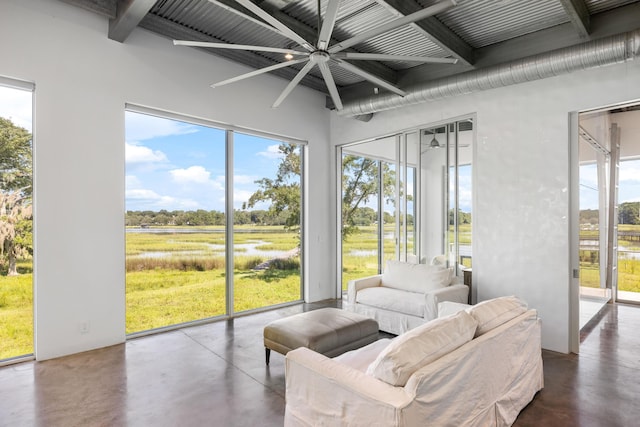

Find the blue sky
[[0, 86, 32, 132], [580, 160, 640, 210], [125, 111, 285, 212], [1, 84, 638, 213]]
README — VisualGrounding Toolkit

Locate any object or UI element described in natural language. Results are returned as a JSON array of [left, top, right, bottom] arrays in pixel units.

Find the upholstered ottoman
[[263, 307, 379, 365]]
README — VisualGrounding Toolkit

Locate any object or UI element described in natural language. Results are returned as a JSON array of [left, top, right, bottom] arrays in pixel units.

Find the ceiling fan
[[174, 0, 459, 111]]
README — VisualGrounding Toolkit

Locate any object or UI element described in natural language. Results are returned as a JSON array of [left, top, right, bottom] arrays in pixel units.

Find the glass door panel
[[232, 133, 302, 313], [341, 152, 381, 290], [382, 160, 397, 264], [577, 112, 612, 327], [420, 119, 473, 278], [458, 120, 474, 269], [125, 111, 226, 333]]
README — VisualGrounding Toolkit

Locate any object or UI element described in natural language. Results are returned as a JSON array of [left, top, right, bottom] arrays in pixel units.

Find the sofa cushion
[[437, 301, 472, 318], [332, 338, 392, 373], [365, 310, 478, 386], [468, 296, 528, 337], [381, 260, 451, 293], [356, 287, 425, 317]]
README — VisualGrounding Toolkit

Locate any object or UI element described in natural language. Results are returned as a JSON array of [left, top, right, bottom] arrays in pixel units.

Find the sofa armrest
[[285, 347, 412, 426], [347, 274, 382, 304], [423, 284, 469, 321]]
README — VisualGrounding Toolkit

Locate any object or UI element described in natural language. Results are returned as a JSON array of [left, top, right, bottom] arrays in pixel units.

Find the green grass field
[[124, 227, 301, 333], [1, 223, 638, 360]]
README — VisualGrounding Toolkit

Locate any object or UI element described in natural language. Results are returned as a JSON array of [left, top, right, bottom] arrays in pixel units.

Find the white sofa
[[346, 260, 469, 335], [285, 296, 543, 427]]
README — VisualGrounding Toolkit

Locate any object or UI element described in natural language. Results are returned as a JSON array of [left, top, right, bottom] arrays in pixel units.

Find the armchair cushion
[[356, 287, 424, 317], [381, 260, 451, 293], [365, 310, 478, 386], [468, 295, 528, 337]]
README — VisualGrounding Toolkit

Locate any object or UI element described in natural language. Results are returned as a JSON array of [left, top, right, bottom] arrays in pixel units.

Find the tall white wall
[[331, 59, 640, 353], [2, 0, 334, 360]]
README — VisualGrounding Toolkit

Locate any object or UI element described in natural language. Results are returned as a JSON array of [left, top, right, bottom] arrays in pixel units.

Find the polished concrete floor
[[0, 300, 638, 426]]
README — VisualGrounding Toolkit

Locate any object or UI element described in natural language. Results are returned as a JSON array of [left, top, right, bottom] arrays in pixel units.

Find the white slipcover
[[285, 309, 543, 427], [346, 261, 469, 335]]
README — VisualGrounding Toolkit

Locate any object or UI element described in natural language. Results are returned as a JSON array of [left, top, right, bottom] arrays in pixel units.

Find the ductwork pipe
[[338, 29, 640, 117]]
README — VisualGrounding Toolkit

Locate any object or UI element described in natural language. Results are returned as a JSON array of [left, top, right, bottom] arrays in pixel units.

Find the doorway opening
[[578, 102, 640, 329]]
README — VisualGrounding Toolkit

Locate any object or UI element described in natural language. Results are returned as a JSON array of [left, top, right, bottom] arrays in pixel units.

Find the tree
[[342, 155, 394, 237], [619, 202, 639, 225], [352, 207, 376, 226], [246, 143, 301, 232], [0, 117, 33, 276]]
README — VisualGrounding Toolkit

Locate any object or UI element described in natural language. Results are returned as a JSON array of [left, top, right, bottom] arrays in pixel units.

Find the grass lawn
[[0, 273, 33, 359], [1, 223, 638, 360]]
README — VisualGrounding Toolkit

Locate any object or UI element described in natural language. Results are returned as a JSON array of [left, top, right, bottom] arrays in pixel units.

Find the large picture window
[[0, 79, 34, 361], [125, 107, 303, 334]]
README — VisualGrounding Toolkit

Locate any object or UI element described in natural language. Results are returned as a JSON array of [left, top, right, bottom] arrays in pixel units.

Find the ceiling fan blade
[[272, 61, 316, 108], [317, 62, 343, 111], [333, 58, 406, 97], [317, 0, 341, 50], [329, 0, 457, 54], [174, 40, 308, 56], [211, 58, 308, 88], [334, 52, 458, 64], [234, 0, 314, 51]]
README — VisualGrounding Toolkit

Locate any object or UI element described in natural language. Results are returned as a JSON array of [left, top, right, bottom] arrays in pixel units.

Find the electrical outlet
[[79, 321, 90, 334]]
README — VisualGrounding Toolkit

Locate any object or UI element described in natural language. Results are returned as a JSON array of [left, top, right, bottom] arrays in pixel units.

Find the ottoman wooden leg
[[265, 347, 271, 365]]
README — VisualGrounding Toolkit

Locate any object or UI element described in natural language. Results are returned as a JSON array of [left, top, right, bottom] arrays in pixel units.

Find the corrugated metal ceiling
[[435, 0, 570, 49], [62, 0, 640, 106]]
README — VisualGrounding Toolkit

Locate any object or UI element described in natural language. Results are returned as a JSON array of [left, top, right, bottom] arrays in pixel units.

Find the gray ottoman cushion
[[264, 308, 379, 363]]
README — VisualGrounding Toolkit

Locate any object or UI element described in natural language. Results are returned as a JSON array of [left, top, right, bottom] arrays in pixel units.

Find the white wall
[[331, 60, 640, 353], [2, 0, 334, 360]]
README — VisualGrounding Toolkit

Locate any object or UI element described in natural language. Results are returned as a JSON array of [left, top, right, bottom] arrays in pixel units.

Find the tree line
[[580, 202, 640, 225], [0, 117, 32, 276], [125, 209, 292, 227]]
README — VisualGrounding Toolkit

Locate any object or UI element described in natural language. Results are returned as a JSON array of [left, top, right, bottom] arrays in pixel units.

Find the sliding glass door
[[125, 108, 304, 335]]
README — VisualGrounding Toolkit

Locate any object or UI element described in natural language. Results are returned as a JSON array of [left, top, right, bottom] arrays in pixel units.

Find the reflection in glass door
[[420, 119, 473, 278], [340, 134, 420, 291]]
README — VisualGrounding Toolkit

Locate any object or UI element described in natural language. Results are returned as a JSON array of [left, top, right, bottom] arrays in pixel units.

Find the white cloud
[[125, 174, 142, 188], [234, 189, 254, 205], [0, 85, 33, 132], [234, 188, 268, 210], [126, 142, 168, 164], [234, 174, 258, 184], [126, 188, 200, 210], [257, 144, 283, 159], [620, 164, 640, 182], [170, 165, 211, 184], [125, 111, 198, 141]]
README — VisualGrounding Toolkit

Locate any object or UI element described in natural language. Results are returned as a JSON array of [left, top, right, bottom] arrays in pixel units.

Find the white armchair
[[346, 260, 469, 335]]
